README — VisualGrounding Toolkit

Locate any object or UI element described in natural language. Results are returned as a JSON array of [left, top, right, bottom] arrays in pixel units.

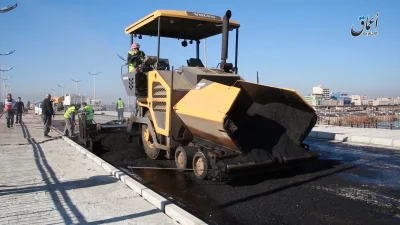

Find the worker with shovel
[[63, 103, 81, 138], [81, 102, 94, 124]]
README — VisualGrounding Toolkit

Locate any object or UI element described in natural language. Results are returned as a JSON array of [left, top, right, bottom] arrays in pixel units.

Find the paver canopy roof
[[125, 10, 240, 40]]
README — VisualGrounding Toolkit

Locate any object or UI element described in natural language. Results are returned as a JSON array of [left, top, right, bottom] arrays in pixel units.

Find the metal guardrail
[[316, 105, 400, 129], [101, 104, 136, 113]]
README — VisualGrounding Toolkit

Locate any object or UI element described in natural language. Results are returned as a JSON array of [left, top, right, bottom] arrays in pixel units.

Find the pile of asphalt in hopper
[[95, 134, 174, 168], [226, 102, 317, 164]]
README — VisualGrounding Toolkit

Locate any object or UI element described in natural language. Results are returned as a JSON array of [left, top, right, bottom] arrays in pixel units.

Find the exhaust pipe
[[221, 10, 231, 64]]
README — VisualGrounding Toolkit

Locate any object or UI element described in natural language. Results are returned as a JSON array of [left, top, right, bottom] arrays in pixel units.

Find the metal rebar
[[127, 166, 212, 171]]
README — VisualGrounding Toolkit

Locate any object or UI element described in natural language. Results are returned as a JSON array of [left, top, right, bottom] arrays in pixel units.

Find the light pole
[[5, 84, 11, 93], [0, 50, 15, 105], [57, 84, 66, 96], [0, 3, 18, 13], [204, 38, 207, 67], [51, 88, 56, 97], [87, 70, 100, 105], [0, 65, 13, 104], [0, 50, 15, 56], [71, 76, 82, 95]]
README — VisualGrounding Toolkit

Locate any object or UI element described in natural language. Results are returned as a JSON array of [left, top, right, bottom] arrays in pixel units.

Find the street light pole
[[57, 84, 66, 96], [5, 84, 11, 94], [204, 38, 207, 67], [0, 3, 18, 13], [0, 50, 15, 56], [71, 76, 82, 95], [0, 65, 13, 104], [87, 70, 100, 105], [51, 88, 56, 97], [0, 50, 15, 105]]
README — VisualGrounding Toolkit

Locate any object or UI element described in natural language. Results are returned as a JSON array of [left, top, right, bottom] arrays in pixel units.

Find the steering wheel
[[156, 60, 169, 70]]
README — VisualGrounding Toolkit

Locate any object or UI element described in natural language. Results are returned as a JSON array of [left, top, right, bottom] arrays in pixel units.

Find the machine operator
[[127, 42, 146, 72]]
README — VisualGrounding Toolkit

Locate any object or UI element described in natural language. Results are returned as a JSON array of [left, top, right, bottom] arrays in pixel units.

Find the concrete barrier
[[95, 111, 132, 118], [348, 136, 371, 144], [309, 131, 348, 142], [309, 131, 399, 148], [370, 137, 393, 147], [393, 140, 400, 147]]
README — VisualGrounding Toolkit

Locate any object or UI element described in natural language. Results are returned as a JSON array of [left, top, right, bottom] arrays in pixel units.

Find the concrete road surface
[[0, 114, 175, 225]]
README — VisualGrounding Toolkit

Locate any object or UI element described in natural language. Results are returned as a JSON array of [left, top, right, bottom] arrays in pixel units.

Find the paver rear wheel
[[192, 151, 209, 180], [141, 111, 161, 159], [175, 146, 197, 171]]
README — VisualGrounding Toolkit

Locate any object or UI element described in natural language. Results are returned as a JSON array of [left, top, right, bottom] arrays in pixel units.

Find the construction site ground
[[0, 113, 177, 225], [55, 113, 400, 225], [2, 111, 400, 225]]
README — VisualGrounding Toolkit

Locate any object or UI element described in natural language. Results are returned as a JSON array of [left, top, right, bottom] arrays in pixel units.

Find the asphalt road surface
[[52, 114, 400, 225]]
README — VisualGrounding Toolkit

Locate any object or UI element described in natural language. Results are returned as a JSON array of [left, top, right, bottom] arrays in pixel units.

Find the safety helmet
[[131, 43, 140, 49], [75, 103, 81, 109]]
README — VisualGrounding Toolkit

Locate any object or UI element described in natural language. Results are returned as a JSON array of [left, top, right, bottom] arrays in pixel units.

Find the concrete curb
[[308, 131, 348, 142], [41, 118, 207, 225], [309, 131, 400, 148], [59, 135, 207, 225]]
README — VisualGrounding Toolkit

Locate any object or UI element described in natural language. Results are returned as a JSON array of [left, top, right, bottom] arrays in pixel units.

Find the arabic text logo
[[351, 12, 379, 37]]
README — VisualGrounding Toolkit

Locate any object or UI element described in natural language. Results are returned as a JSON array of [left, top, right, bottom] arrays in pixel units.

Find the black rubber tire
[[192, 151, 209, 180], [175, 146, 197, 171], [141, 111, 161, 159]]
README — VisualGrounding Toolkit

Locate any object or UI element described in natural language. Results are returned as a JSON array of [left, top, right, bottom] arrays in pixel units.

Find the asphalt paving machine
[[118, 9, 319, 180], [77, 113, 128, 153]]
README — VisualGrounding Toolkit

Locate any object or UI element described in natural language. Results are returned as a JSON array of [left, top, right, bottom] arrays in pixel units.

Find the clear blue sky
[[0, 0, 399, 104]]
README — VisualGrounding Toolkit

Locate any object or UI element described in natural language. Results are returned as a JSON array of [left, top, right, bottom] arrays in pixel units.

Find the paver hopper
[[119, 9, 319, 180]]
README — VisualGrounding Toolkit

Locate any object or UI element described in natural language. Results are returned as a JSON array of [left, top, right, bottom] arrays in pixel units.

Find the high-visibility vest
[[117, 100, 124, 109], [84, 105, 94, 120], [64, 106, 76, 119], [128, 50, 145, 72]]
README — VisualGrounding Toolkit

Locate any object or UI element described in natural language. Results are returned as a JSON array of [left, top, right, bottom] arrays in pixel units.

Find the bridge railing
[[316, 105, 400, 129]]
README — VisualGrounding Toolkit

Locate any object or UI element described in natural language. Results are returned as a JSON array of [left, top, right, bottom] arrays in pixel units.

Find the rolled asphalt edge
[[48, 125, 207, 225]]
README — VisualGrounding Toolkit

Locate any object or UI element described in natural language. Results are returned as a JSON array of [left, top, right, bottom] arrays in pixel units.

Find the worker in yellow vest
[[63, 103, 81, 138], [81, 102, 94, 124], [116, 98, 125, 120], [127, 42, 145, 72]]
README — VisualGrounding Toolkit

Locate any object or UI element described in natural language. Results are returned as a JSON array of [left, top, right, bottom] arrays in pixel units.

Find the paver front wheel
[[141, 111, 161, 159]]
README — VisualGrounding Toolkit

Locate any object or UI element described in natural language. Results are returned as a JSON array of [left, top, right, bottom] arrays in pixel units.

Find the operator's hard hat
[[76, 103, 81, 108], [131, 43, 140, 49]]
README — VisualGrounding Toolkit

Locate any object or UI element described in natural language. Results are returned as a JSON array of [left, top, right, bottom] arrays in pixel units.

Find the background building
[[313, 85, 330, 100], [322, 99, 343, 106], [304, 94, 323, 106], [330, 92, 352, 105], [350, 95, 368, 106], [373, 97, 390, 106]]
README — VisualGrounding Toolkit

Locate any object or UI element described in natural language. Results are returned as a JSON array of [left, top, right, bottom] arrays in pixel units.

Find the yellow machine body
[[120, 9, 319, 180]]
